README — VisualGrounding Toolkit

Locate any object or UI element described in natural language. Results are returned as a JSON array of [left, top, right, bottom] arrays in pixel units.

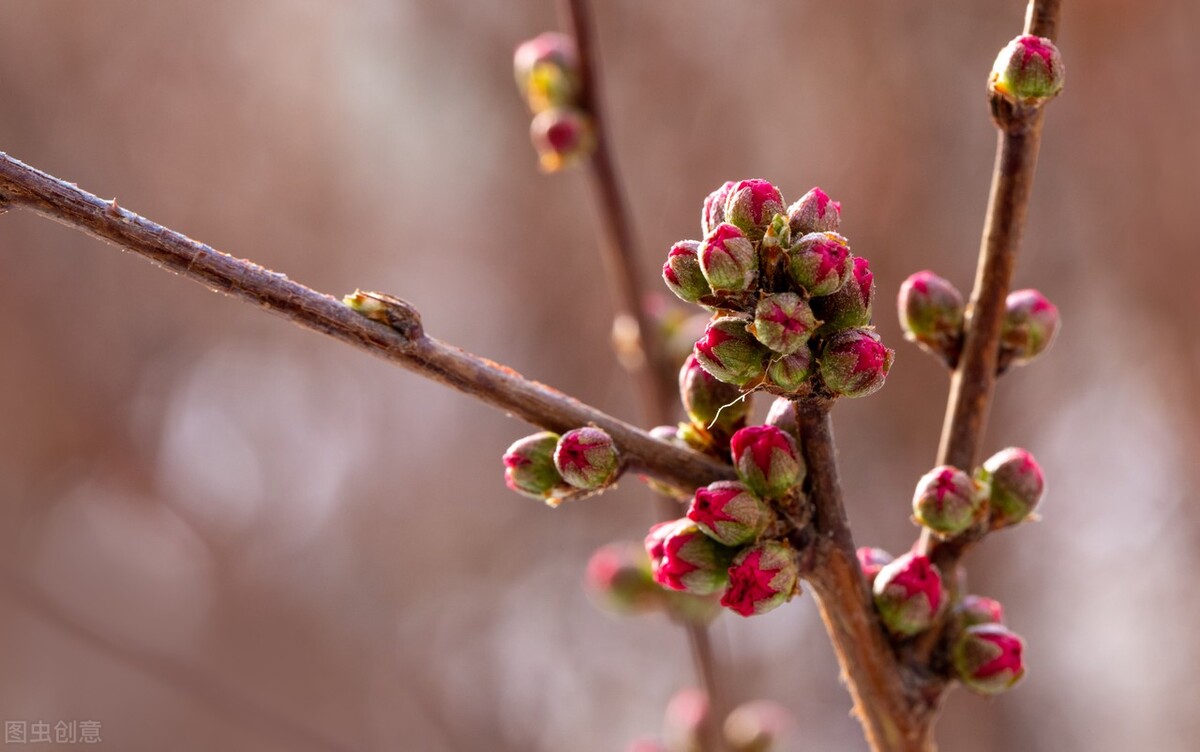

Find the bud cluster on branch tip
[[730, 425, 805, 500], [722, 541, 801, 617], [678, 354, 749, 447], [554, 427, 620, 490], [897, 270, 965, 366], [664, 180, 894, 399], [912, 465, 985, 538], [977, 447, 1045, 529], [584, 542, 664, 615], [645, 519, 734, 596], [856, 546, 894, 586], [990, 34, 1065, 104], [502, 431, 572, 504], [957, 594, 1005, 627], [1000, 289, 1060, 369], [687, 481, 771, 546], [873, 552, 943, 637], [953, 623, 1026, 695], [819, 328, 894, 398], [513, 32, 594, 171]]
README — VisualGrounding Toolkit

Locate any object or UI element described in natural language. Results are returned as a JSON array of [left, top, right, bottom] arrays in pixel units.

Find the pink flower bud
[[787, 231, 853, 296], [530, 107, 594, 172], [701, 181, 737, 237], [979, 447, 1045, 529], [958, 594, 1005, 627], [694, 316, 769, 387], [699, 223, 758, 294], [751, 293, 819, 355], [953, 624, 1026, 695], [856, 546, 894, 586], [645, 519, 733, 596], [787, 186, 841, 235], [688, 480, 771, 546], [766, 349, 814, 395], [724, 700, 795, 752], [678, 354, 749, 442], [721, 541, 800, 617], [1001, 289, 1060, 367], [554, 427, 619, 490], [723, 179, 786, 238], [912, 465, 984, 538], [763, 397, 798, 441], [898, 271, 964, 364], [503, 431, 568, 501], [813, 256, 874, 334], [990, 35, 1064, 103], [514, 32, 581, 113], [664, 688, 709, 752], [818, 328, 894, 398], [663, 240, 713, 304], [585, 542, 663, 615], [873, 552, 943, 637], [730, 425, 805, 500]]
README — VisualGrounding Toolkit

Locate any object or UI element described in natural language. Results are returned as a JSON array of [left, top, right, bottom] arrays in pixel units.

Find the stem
[[0, 151, 733, 497], [796, 402, 930, 752]]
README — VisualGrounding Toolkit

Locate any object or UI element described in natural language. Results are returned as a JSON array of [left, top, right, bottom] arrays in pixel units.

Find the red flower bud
[[787, 186, 841, 235], [813, 256, 874, 334], [645, 519, 733, 596], [898, 271, 965, 364], [856, 546, 894, 587], [503, 431, 569, 502], [765, 349, 814, 395], [678, 354, 749, 442], [724, 700, 795, 752], [723, 179, 786, 238], [554, 427, 619, 490], [958, 594, 1005, 627], [990, 34, 1064, 103], [787, 231, 853, 296], [688, 480, 771, 546], [873, 552, 943, 637], [730, 425, 804, 500], [513, 32, 581, 112], [912, 465, 984, 538], [699, 223, 758, 294], [721, 541, 800, 617], [701, 181, 737, 237], [694, 316, 769, 387], [663, 240, 713, 305], [953, 624, 1026, 695], [530, 107, 594, 172], [751, 293, 819, 355], [819, 328, 894, 398], [979, 447, 1045, 529], [1001, 289, 1060, 368], [584, 542, 663, 615]]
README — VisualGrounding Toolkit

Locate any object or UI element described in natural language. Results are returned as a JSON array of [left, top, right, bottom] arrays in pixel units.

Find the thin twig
[[0, 151, 733, 497]]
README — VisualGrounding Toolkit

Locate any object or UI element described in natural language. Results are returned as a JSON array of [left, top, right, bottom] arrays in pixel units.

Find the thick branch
[[0, 151, 733, 496]]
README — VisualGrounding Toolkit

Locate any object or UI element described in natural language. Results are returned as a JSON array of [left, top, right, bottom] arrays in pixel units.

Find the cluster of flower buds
[[645, 425, 804, 617], [513, 32, 594, 171], [908, 446, 1044, 538], [664, 180, 893, 400], [628, 689, 794, 752], [950, 593, 1026, 694], [501, 426, 620, 505], [990, 34, 1065, 105]]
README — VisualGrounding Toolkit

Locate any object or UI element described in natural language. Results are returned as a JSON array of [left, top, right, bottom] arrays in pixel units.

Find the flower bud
[[502, 431, 568, 501], [662, 240, 713, 304], [678, 355, 749, 441], [721, 541, 800, 617], [813, 256, 874, 334], [701, 181, 736, 237], [1001, 289, 1060, 367], [724, 700, 794, 752], [787, 186, 841, 235], [978, 447, 1045, 529], [990, 35, 1064, 103], [585, 542, 662, 615], [554, 427, 619, 490], [856, 546, 894, 586], [819, 328, 894, 398], [664, 688, 709, 752], [694, 317, 769, 387], [699, 223, 758, 294], [787, 232, 853, 296], [514, 32, 581, 112], [688, 481, 771, 546], [763, 397, 798, 441], [750, 293, 818, 355], [953, 624, 1026, 695], [645, 519, 734, 596], [958, 594, 1005, 627], [530, 107, 594, 172], [723, 179, 786, 238], [898, 271, 964, 362], [912, 465, 984, 538], [766, 349, 813, 394], [730, 425, 804, 500], [873, 552, 942, 637]]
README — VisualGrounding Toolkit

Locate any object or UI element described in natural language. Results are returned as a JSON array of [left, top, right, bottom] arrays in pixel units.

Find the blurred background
[[0, 1, 1197, 750]]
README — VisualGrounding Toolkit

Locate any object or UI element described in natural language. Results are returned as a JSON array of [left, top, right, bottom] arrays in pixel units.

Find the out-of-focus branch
[[0, 151, 733, 497]]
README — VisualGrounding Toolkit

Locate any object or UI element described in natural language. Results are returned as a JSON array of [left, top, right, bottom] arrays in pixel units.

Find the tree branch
[[0, 151, 733, 496]]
